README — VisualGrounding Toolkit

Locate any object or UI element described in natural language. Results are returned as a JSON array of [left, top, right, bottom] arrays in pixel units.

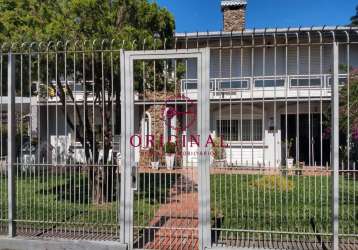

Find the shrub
[[164, 141, 176, 154], [212, 137, 225, 160], [250, 175, 294, 192]]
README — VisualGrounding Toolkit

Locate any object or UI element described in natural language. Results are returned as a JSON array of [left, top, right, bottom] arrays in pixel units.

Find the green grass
[[0, 171, 170, 235], [1, 171, 357, 240], [211, 174, 358, 236]]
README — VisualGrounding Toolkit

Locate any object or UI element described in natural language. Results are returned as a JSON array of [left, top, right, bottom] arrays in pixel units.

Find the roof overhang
[[175, 26, 358, 39]]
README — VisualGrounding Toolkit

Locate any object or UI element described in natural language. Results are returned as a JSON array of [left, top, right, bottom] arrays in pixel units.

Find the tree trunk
[[91, 166, 116, 204]]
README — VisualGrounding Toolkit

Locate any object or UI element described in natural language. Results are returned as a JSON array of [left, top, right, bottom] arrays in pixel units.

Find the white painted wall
[[180, 102, 326, 168], [186, 44, 358, 79]]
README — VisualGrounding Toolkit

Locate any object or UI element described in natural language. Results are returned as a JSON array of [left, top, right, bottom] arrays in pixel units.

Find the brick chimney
[[221, 0, 247, 32]]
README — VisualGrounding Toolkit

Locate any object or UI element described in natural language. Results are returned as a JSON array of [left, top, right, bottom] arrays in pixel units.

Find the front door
[[120, 49, 211, 250]]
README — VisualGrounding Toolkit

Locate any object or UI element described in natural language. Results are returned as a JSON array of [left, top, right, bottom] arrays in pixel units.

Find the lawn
[[0, 170, 175, 238], [1, 170, 357, 242], [211, 173, 358, 239]]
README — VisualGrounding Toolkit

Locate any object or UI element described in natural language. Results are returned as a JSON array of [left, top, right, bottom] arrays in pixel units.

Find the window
[[254, 79, 285, 88], [217, 119, 263, 142], [142, 112, 151, 148], [327, 76, 347, 87], [182, 80, 215, 90], [217, 120, 239, 141], [182, 80, 197, 90], [290, 78, 322, 87], [68, 83, 84, 92], [219, 80, 249, 90]]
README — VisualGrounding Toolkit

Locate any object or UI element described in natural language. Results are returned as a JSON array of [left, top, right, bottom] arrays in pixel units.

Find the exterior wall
[[182, 44, 356, 101], [179, 102, 328, 168], [210, 103, 279, 167], [187, 44, 357, 79], [39, 105, 105, 164]]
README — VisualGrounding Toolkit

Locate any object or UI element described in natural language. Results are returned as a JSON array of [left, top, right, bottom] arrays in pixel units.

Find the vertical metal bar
[[119, 49, 128, 245], [7, 52, 16, 237], [197, 48, 211, 250], [120, 50, 134, 248], [331, 41, 339, 250]]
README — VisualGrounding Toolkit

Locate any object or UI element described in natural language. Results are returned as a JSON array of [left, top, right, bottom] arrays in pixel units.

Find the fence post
[[119, 50, 134, 248], [7, 51, 16, 237], [331, 41, 339, 250], [197, 48, 212, 249]]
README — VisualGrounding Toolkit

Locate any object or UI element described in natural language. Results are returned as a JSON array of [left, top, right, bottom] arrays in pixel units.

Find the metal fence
[[0, 27, 358, 250], [0, 43, 121, 240]]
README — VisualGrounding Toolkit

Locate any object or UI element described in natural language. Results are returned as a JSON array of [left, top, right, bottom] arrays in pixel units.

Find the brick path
[[136, 169, 199, 250]]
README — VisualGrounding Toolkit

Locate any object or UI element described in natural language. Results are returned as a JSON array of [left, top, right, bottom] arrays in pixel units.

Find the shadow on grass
[[136, 172, 178, 204], [40, 171, 177, 205]]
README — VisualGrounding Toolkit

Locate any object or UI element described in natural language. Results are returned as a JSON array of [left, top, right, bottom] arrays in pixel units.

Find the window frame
[[254, 77, 286, 88], [216, 118, 263, 143], [289, 75, 323, 89], [217, 78, 250, 91], [326, 74, 348, 87]]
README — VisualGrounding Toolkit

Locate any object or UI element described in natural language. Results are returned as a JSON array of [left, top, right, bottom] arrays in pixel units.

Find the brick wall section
[[223, 6, 246, 32], [139, 90, 183, 167], [139, 104, 164, 166]]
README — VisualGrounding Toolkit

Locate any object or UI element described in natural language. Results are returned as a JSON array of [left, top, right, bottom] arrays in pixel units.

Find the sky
[[153, 0, 358, 33]]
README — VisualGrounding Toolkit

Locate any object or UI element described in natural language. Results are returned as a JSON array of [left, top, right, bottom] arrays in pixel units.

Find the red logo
[[160, 95, 196, 132]]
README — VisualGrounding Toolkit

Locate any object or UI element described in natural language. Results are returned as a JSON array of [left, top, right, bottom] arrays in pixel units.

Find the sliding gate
[[120, 49, 211, 250]]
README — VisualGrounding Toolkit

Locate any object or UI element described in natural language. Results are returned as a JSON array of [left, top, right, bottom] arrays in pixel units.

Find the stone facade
[[222, 6, 246, 32], [139, 104, 165, 166], [138, 91, 184, 167]]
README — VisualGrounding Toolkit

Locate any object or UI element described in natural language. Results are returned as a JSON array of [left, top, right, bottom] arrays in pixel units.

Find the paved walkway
[[136, 169, 199, 250]]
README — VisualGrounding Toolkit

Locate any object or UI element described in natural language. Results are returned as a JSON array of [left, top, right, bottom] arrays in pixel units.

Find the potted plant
[[212, 137, 226, 167], [150, 146, 160, 170], [164, 141, 176, 170], [285, 138, 295, 169]]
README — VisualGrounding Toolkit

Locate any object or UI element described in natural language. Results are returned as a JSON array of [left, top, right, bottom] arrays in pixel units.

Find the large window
[[219, 80, 249, 90], [254, 79, 285, 88], [217, 119, 263, 142], [290, 77, 322, 87]]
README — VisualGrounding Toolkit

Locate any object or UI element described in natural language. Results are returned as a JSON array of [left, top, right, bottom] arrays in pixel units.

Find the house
[[27, 0, 356, 168], [134, 0, 355, 168], [0, 96, 32, 157]]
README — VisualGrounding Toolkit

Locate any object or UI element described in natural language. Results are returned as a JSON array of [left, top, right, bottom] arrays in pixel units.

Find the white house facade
[[21, 1, 357, 169]]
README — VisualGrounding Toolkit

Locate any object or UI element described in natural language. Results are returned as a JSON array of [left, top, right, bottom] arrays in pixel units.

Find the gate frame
[[119, 48, 211, 250]]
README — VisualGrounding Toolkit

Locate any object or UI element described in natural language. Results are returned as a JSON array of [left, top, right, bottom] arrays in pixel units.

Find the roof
[[175, 26, 358, 39], [221, 0, 247, 7]]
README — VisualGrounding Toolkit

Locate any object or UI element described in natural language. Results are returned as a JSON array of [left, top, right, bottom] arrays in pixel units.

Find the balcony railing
[[181, 74, 348, 95]]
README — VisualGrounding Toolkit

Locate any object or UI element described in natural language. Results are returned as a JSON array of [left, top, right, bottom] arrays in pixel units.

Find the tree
[[338, 69, 358, 163], [0, 0, 175, 203], [351, 6, 358, 26], [323, 13, 358, 165], [324, 65, 358, 164]]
